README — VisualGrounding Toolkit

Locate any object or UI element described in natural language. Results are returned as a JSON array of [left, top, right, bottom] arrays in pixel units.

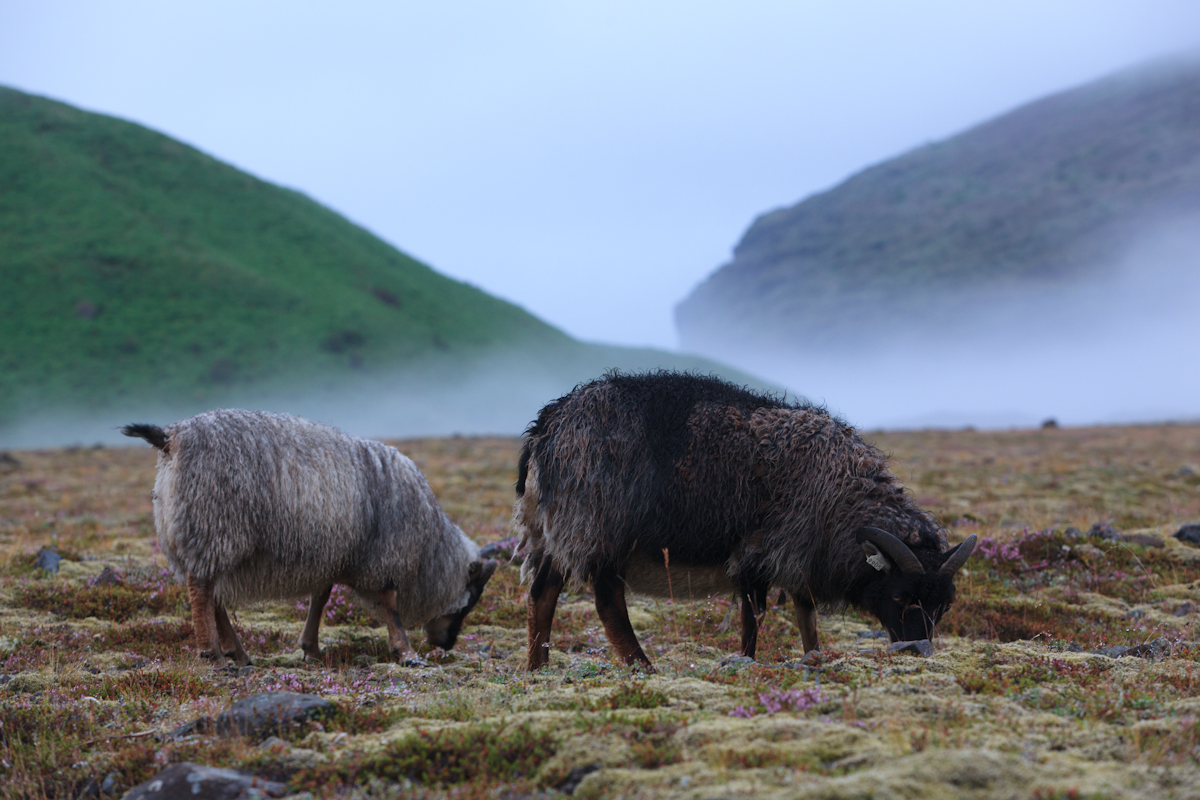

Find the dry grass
[[1, 425, 1199, 799]]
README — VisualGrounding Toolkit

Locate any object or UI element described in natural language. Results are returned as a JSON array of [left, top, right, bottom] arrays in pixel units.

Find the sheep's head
[[424, 559, 498, 650], [856, 527, 976, 643]]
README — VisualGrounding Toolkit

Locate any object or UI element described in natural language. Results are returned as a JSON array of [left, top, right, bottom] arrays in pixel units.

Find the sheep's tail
[[122, 423, 170, 452], [516, 439, 533, 497]]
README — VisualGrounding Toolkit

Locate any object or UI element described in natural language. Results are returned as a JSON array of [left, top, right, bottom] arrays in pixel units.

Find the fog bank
[[690, 216, 1200, 430]]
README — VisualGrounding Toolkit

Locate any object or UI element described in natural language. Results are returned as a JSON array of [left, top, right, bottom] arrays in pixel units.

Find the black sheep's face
[[424, 560, 498, 651], [857, 528, 976, 644], [871, 571, 957, 643]]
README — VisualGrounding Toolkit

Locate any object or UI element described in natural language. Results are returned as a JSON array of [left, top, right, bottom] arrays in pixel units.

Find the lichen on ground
[[1, 426, 1199, 798]]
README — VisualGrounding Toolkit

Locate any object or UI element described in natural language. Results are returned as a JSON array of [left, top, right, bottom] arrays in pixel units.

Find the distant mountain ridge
[[676, 54, 1200, 353], [0, 86, 762, 439]]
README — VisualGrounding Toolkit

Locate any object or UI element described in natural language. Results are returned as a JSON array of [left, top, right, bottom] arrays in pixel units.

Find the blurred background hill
[[677, 55, 1200, 353], [676, 55, 1200, 428], [0, 87, 762, 446]]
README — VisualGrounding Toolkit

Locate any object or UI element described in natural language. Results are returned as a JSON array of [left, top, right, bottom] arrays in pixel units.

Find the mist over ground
[[0, 347, 771, 449], [688, 216, 1200, 430]]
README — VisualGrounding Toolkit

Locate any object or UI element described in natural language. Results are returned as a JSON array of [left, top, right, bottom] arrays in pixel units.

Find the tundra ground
[[2, 425, 1200, 799]]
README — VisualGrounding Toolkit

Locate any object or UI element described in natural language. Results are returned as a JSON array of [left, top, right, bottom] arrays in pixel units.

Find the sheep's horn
[[856, 527, 924, 574], [938, 534, 978, 576]]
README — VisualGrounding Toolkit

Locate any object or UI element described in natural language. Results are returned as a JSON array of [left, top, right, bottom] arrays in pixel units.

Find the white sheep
[[124, 409, 496, 668]]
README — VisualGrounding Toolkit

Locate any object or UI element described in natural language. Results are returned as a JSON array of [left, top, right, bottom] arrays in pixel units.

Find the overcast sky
[[3, 1, 1200, 351]]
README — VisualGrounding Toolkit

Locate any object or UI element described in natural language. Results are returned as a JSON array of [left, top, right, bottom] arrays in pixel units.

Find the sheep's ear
[[860, 541, 891, 572], [469, 560, 498, 584]]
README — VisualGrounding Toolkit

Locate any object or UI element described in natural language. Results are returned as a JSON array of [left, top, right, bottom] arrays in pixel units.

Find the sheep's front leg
[[186, 574, 225, 669], [793, 595, 820, 654], [380, 589, 427, 667], [593, 565, 655, 673], [299, 584, 333, 661], [525, 553, 565, 671], [739, 582, 770, 659], [214, 603, 252, 667]]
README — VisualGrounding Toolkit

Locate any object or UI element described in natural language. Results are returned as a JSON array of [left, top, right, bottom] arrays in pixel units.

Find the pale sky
[[3, 2, 1200, 351]]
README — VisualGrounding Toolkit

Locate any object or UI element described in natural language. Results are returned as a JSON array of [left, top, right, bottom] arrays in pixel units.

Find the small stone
[[1063, 527, 1084, 539], [1065, 642, 1084, 653], [1088, 522, 1119, 541], [1126, 608, 1148, 621], [887, 639, 934, 657], [856, 630, 889, 639], [215, 692, 336, 739], [1176, 603, 1195, 617], [1173, 524, 1200, 547], [1092, 645, 1130, 658], [121, 763, 287, 800], [1072, 544, 1105, 561], [1176, 465, 1197, 477], [257, 736, 290, 752], [1121, 637, 1171, 661], [34, 548, 61, 574], [1041, 418, 1059, 429], [0, 452, 20, 472]]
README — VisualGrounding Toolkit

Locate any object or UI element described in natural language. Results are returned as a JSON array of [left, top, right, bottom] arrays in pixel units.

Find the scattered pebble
[[122, 763, 288, 800], [1088, 522, 1119, 541], [1174, 524, 1200, 547], [1092, 645, 1130, 659], [856, 630, 889, 639], [1175, 602, 1195, 617], [888, 639, 934, 657], [1121, 637, 1172, 661], [34, 548, 61, 574], [89, 566, 123, 586], [215, 691, 336, 739]]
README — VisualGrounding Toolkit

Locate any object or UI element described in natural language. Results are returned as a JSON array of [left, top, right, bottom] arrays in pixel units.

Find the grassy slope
[[1, 427, 1199, 798], [5, 86, 736, 425], [677, 54, 1200, 347]]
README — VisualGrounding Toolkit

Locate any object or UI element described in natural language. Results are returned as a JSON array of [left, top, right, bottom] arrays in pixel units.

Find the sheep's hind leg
[[525, 553, 566, 671], [214, 603, 252, 667], [299, 585, 333, 661], [793, 595, 820, 654], [593, 565, 655, 673], [380, 590, 427, 667], [186, 574, 226, 669], [739, 582, 770, 659]]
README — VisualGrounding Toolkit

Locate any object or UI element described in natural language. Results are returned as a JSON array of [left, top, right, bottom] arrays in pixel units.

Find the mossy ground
[[1, 425, 1199, 799]]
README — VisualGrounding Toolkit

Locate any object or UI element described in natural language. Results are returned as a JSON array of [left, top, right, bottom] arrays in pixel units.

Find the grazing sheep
[[514, 371, 976, 671], [123, 409, 496, 668]]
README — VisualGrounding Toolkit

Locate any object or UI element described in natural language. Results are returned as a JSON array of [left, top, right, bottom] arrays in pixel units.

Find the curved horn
[[938, 534, 978, 576], [856, 527, 924, 574]]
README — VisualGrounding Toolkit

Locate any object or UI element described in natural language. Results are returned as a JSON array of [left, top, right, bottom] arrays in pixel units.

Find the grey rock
[[1088, 522, 1119, 541], [1176, 465, 1197, 478], [1063, 527, 1084, 539], [215, 692, 336, 739], [34, 548, 61, 573], [1174, 524, 1200, 547], [0, 452, 20, 471], [1176, 602, 1195, 617], [1065, 642, 1085, 653], [1121, 637, 1171, 661], [121, 763, 287, 800], [1126, 609, 1148, 621], [1121, 533, 1164, 549], [888, 639, 934, 657], [1092, 645, 1130, 658]]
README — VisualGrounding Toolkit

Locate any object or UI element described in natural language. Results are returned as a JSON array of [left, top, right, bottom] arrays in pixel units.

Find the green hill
[[675, 54, 1200, 353], [0, 86, 764, 439]]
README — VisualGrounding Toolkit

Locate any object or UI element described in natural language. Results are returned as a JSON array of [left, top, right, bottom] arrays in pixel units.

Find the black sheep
[[513, 371, 975, 671]]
